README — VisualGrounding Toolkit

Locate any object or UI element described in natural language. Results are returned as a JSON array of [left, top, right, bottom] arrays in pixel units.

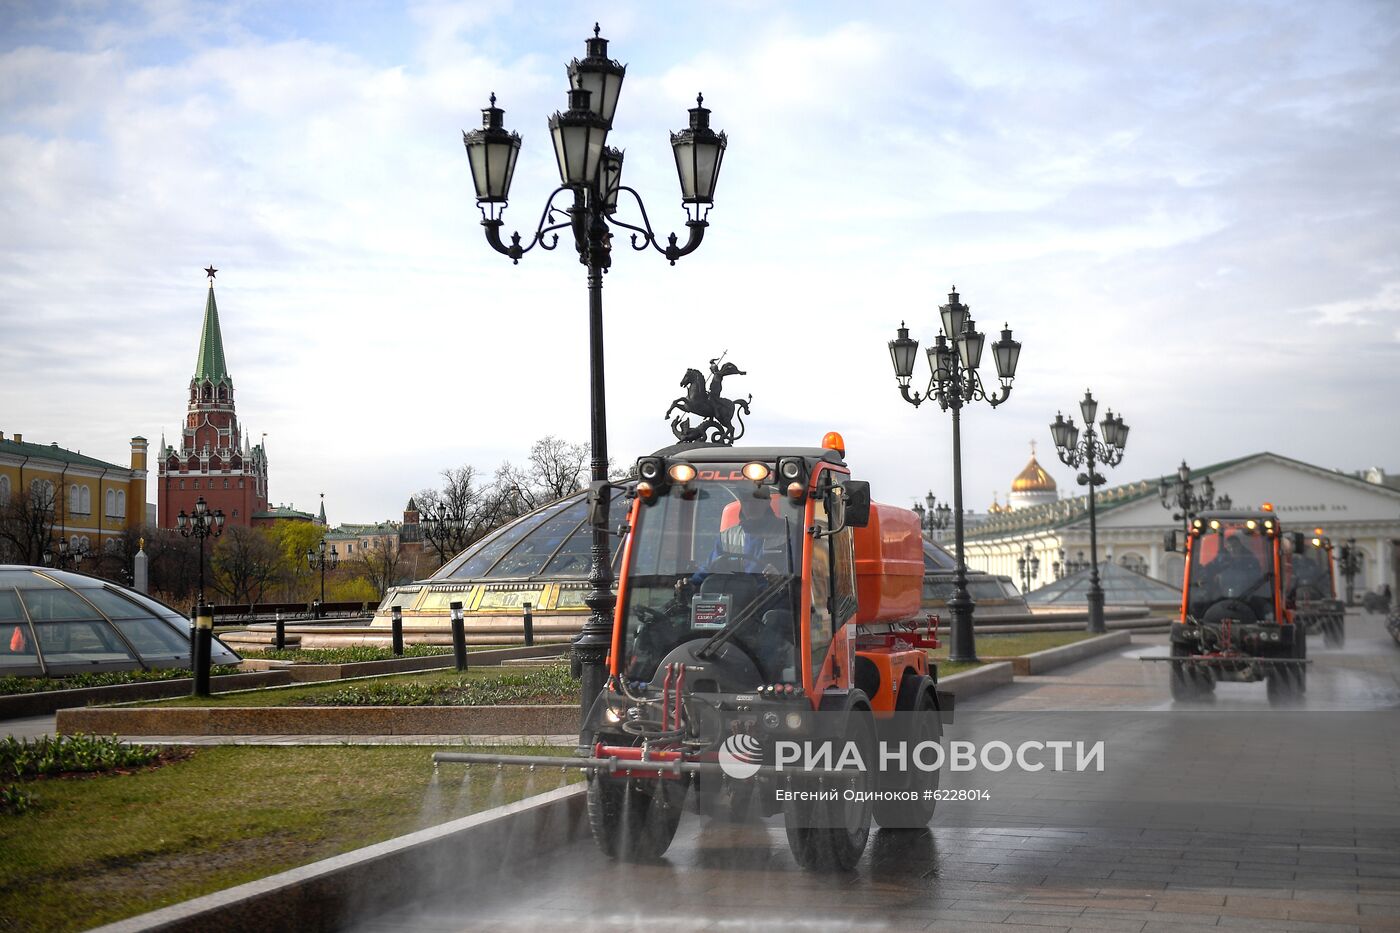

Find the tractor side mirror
[[1291, 532, 1306, 554], [1163, 530, 1177, 553], [843, 481, 872, 528], [586, 481, 613, 530]]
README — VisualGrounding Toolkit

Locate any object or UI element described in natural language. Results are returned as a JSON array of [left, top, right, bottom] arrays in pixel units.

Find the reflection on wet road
[[354, 611, 1400, 932]]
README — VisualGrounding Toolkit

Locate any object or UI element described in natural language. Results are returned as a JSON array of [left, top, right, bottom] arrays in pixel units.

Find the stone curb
[[56, 703, 580, 737], [1018, 630, 1131, 675], [0, 671, 292, 720], [936, 661, 1014, 698], [90, 783, 589, 933]]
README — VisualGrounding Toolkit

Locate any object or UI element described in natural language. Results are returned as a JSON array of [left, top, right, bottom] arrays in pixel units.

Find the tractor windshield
[[1186, 520, 1276, 622], [1292, 543, 1335, 600], [618, 472, 805, 685]]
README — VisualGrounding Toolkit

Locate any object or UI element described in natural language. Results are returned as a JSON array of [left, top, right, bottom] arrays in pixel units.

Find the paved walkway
[[356, 609, 1400, 933]]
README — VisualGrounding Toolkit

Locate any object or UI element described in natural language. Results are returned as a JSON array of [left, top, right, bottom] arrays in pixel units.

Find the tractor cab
[[1183, 510, 1286, 627], [1167, 505, 1307, 702], [1288, 529, 1346, 646]]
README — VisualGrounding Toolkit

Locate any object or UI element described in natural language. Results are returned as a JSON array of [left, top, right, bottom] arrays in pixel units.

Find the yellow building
[[0, 431, 148, 563]]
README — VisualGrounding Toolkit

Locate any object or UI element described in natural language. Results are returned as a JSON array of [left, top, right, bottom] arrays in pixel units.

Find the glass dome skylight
[[0, 566, 241, 678]]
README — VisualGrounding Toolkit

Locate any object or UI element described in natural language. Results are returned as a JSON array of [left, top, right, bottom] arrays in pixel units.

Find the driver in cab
[[690, 495, 788, 586], [1204, 534, 1261, 598]]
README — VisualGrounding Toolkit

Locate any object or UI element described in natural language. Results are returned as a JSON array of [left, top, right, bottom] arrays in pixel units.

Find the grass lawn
[[931, 630, 1094, 661], [129, 663, 576, 708], [0, 743, 579, 933]]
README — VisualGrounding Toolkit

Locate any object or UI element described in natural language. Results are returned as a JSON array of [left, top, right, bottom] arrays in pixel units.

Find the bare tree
[[416, 465, 514, 564], [0, 480, 56, 565], [351, 536, 406, 599], [211, 526, 284, 605]]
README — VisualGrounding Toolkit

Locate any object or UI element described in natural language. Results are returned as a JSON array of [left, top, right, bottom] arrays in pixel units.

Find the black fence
[[210, 600, 375, 624]]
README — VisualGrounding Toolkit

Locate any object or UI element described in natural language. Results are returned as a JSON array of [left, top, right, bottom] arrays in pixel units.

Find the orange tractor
[[1161, 505, 1309, 703], [436, 435, 950, 870], [1289, 529, 1345, 647]]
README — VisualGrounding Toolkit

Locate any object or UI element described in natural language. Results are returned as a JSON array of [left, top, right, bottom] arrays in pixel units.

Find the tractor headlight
[[762, 711, 780, 730], [785, 712, 804, 730]]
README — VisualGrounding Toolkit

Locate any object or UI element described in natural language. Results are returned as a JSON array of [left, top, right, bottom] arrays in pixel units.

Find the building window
[[179, 479, 186, 490], [239, 479, 245, 488], [106, 488, 116, 516], [193, 479, 200, 489], [0, 474, 9, 503], [79, 535, 90, 550], [69, 485, 80, 512], [80, 486, 90, 513], [232, 509, 239, 517], [223, 479, 230, 489], [116, 490, 126, 518], [103, 538, 117, 554]]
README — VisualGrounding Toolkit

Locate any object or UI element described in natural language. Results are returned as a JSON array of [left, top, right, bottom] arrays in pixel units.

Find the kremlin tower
[[157, 268, 270, 528]]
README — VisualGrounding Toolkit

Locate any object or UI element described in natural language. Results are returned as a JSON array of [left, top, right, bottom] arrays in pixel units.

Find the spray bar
[[1138, 657, 1312, 665], [430, 751, 860, 780]]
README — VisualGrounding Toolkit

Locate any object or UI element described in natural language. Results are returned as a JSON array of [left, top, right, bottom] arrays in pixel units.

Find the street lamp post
[[1158, 460, 1229, 534], [43, 538, 89, 571], [1017, 543, 1041, 594], [305, 540, 339, 619], [889, 288, 1022, 662], [176, 495, 225, 608], [463, 25, 726, 736], [176, 495, 225, 697], [910, 491, 953, 541], [1339, 538, 1361, 605], [1050, 391, 1129, 634]]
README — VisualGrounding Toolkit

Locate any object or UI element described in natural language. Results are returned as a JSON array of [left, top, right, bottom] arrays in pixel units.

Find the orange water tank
[[852, 503, 924, 623]]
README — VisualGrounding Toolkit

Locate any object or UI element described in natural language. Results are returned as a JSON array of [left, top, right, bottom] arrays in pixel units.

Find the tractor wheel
[[874, 675, 940, 830], [587, 774, 684, 862], [1169, 642, 1206, 701], [785, 692, 876, 872]]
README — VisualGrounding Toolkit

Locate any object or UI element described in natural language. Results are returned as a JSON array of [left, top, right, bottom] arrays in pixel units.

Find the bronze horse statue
[[665, 359, 751, 445]]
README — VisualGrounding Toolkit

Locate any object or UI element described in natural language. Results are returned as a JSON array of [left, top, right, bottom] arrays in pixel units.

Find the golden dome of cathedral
[[1011, 444, 1057, 494]]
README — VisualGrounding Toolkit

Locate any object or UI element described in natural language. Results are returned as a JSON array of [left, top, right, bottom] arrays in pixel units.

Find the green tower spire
[[194, 269, 232, 386]]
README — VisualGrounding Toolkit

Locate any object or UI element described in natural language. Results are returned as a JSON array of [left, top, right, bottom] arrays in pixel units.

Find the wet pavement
[[355, 610, 1400, 932]]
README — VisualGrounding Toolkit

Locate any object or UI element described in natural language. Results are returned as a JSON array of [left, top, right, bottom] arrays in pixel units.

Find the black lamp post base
[[1086, 587, 1106, 634], [946, 593, 978, 663]]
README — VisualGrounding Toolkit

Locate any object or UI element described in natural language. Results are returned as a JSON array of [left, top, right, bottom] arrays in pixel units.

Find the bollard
[[450, 601, 467, 672], [391, 605, 404, 657], [274, 609, 285, 651], [192, 602, 213, 697], [522, 601, 535, 647]]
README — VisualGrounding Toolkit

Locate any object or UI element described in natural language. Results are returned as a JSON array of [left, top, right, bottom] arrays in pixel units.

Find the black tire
[[587, 774, 684, 862], [874, 675, 940, 830], [785, 692, 876, 872], [1169, 642, 1206, 701]]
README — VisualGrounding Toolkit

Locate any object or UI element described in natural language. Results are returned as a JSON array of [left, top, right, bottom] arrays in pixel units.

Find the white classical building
[[962, 452, 1400, 595]]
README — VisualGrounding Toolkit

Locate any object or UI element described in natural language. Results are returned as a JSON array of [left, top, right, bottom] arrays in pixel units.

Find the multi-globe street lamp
[[176, 495, 224, 697], [462, 25, 727, 734], [305, 540, 339, 619], [910, 491, 952, 541], [43, 538, 88, 571], [1049, 391, 1129, 634], [1339, 538, 1361, 605], [176, 495, 224, 608], [1017, 543, 1041, 595], [1158, 460, 1230, 535], [889, 288, 1022, 662], [1053, 548, 1092, 579]]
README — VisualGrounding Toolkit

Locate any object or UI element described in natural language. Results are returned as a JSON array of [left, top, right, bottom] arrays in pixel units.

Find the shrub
[[0, 783, 33, 815], [0, 734, 159, 780], [307, 663, 576, 707], [237, 645, 453, 664], [0, 667, 240, 696]]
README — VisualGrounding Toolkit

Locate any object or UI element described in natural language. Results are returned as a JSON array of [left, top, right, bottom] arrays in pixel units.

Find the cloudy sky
[[2, 0, 1397, 524]]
